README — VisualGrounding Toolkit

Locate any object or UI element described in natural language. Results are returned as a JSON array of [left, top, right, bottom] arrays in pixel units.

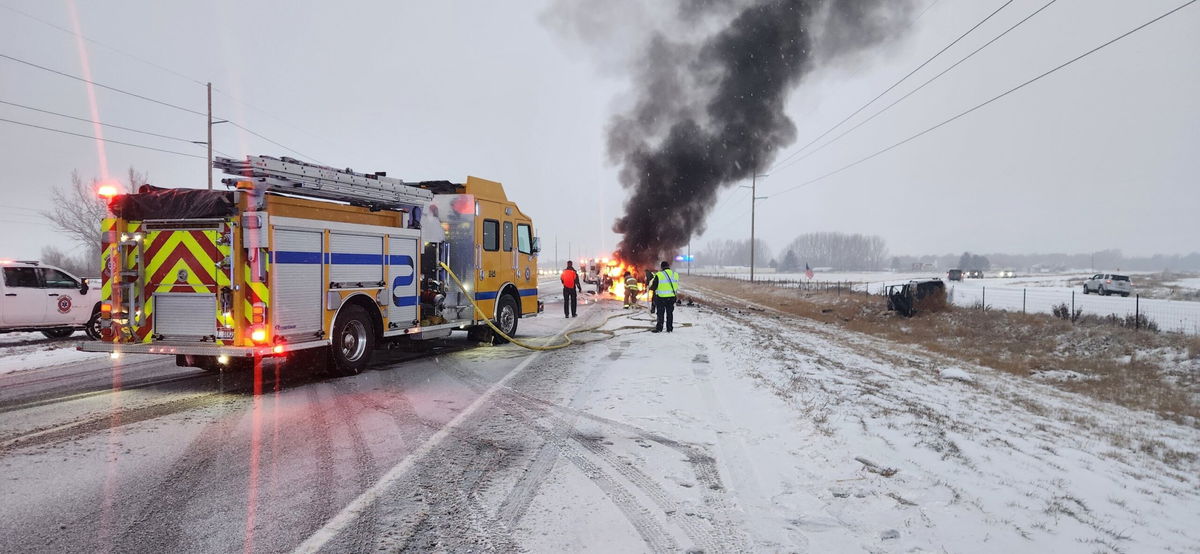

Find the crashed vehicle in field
[[886, 279, 947, 317]]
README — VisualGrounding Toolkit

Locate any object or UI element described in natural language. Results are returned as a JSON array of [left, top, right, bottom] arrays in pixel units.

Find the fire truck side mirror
[[531, 237, 541, 255]]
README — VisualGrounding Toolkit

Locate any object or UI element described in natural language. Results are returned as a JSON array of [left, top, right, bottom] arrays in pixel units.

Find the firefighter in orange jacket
[[561, 261, 582, 318]]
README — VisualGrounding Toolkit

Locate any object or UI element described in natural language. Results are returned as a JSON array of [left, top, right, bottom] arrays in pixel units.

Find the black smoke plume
[[591, 0, 914, 267]]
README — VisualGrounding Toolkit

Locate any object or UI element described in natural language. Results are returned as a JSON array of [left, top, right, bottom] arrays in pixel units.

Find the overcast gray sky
[[1, 0, 1196, 265]]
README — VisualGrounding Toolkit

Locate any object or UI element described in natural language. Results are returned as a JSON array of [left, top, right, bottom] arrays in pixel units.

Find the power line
[[0, 98, 236, 157], [769, 0, 1015, 172], [1, 52, 320, 162], [0, 117, 205, 159], [0, 98, 201, 144], [225, 120, 324, 164], [2, 5, 333, 156], [0, 3, 208, 86], [0, 52, 208, 117], [771, 0, 1059, 175], [769, 0, 1198, 200]]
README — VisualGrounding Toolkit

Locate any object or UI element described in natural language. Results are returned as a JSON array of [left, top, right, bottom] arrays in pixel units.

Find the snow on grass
[[674, 286, 1200, 551], [1030, 369, 1099, 382], [508, 290, 1199, 551], [938, 366, 973, 382]]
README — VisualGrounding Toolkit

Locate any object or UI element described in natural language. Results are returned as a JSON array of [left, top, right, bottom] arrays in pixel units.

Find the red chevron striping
[[147, 244, 217, 286]]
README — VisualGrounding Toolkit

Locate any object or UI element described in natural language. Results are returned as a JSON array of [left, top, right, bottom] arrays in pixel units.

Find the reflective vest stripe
[[654, 270, 679, 297]]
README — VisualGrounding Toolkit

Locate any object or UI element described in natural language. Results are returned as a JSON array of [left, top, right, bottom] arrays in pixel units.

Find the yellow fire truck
[[81, 155, 542, 374]]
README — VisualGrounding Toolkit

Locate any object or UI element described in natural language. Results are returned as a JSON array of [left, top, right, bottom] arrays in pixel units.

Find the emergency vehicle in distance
[[81, 155, 542, 374], [0, 260, 102, 339]]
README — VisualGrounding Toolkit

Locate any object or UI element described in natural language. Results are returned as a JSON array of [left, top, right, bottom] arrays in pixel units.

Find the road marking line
[[292, 316, 578, 554]]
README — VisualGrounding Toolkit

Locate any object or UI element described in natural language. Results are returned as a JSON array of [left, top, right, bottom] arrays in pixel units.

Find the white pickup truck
[[0, 260, 102, 339]]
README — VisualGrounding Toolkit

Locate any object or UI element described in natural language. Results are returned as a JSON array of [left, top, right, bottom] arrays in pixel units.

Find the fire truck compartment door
[[272, 229, 324, 339], [329, 233, 383, 285], [387, 235, 418, 325]]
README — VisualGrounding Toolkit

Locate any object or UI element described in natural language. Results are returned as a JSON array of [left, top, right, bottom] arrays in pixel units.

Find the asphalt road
[[0, 279, 594, 554]]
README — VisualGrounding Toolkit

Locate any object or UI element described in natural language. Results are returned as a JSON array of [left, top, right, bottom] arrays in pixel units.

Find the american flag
[[804, 263, 814, 279]]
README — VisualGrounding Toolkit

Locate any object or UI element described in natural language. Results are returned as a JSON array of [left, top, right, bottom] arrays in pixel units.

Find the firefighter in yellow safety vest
[[648, 261, 680, 333]]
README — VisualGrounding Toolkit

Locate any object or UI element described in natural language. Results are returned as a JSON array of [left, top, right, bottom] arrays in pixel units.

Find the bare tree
[[785, 232, 888, 270], [698, 238, 771, 267], [39, 245, 94, 277], [40, 167, 147, 256]]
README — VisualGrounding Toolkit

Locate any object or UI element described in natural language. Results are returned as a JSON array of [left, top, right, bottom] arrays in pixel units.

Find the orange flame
[[600, 256, 652, 303]]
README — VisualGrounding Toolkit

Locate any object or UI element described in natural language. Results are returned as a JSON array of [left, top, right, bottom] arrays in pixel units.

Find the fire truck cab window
[[517, 224, 532, 254], [40, 268, 79, 289], [2, 267, 39, 288], [482, 219, 499, 252], [503, 221, 513, 252]]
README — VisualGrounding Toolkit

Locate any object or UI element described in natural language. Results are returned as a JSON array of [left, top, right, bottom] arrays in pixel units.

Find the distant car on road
[[947, 269, 963, 282], [0, 260, 102, 339], [996, 269, 1016, 278], [966, 270, 984, 279], [1083, 273, 1133, 297]]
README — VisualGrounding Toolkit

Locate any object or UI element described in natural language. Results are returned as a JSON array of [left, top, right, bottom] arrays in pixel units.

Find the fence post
[[1023, 288, 1027, 314], [1071, 290, 1075, 318], [1135, 295, 1140, 330], [982, 286, 986, 309]]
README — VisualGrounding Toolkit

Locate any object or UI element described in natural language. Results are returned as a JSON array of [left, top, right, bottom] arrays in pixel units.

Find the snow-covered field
[[701, 270, 1200, 334], [675, 285, 1200, 551]]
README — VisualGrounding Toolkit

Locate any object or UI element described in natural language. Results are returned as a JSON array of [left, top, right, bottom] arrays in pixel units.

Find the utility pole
[[195, 83, 227, 189], [687, 241, 691, 275], [744, 173, 769, 282], [207, 82, 213, 189]]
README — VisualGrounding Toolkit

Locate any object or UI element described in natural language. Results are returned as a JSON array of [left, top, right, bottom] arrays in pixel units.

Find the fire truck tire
[[329, 305, 374, 375], [494, 294, 520, 343], [176, 354, 222, 373], [40, 327, 75, 339]]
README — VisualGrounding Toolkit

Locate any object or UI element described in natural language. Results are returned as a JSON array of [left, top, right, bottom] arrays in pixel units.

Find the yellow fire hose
[[438, 261, 637, 351]]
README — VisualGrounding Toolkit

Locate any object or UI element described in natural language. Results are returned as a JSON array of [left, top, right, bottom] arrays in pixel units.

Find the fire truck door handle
[[47, 293, 60, 297], [4, 293, 15, 297]]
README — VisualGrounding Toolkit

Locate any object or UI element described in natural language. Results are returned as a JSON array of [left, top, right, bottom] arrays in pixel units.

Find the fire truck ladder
[[212, 155, 433, 210]]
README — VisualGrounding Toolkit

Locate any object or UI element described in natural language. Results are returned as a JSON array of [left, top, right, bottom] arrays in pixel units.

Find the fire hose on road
[[438, 261, 639, 351]]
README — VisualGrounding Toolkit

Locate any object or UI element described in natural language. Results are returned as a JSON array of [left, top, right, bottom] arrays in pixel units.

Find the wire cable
[[1, 5, 333, 156], [0, 3, 208, 87], [0, 117, 204, 158], [0, 98, 202, 144], [0, 53, 315, 161], [769, 0, 1015, 172], [0, 52, 208, 117], [771, 0, 1059, 176], [769, 0, 1198, 200], [224, 121, 324, 165]]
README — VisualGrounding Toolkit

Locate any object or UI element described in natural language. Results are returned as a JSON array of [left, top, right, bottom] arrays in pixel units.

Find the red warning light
[[97, 183, 119, 199]]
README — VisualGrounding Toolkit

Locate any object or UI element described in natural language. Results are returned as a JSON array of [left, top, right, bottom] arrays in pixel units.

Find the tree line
[[698, 232, 889, 271]]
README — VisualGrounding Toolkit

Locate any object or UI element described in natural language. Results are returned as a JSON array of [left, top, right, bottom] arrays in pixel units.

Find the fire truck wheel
[[494, 294, 519, 343], [176, 354, 222, 373], [330, 305, 374, 375]]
